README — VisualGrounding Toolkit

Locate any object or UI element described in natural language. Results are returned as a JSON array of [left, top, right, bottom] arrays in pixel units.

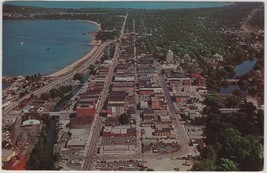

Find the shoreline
[[83, 20, 102, 31], [46, 20, 102, 78], [46, 45, 99, 78]]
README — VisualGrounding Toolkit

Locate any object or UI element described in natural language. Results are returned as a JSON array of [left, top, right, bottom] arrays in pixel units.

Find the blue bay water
[[5, 1, 228, 9], [3, 20, 99, 76]]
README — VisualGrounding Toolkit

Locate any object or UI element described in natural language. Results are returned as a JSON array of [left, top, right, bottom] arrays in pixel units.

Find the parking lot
[[60, 149, 86, 170], [143, 157, 193, 171], [184, 126, 204, 139], [142, 138, 180, 154], [94, 159, 141, 171], [101, 137, 136, 146]]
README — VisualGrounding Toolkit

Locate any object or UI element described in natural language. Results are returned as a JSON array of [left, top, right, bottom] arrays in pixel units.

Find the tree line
[[192, 94, 263, 171]]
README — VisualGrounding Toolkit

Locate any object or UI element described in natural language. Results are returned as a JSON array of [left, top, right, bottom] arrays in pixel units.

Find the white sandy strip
[[85, 20, 102, 31], [46, 46, 99, 78]]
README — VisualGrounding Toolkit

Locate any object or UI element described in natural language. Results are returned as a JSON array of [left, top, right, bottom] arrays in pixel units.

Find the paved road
[[133, 18, 142, 156], [82, 13, 128, 170], [154, 61, 191, 157]]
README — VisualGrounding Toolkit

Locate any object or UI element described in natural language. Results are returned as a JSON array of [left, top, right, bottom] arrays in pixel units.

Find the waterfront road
[[2, 39, 116, 117]]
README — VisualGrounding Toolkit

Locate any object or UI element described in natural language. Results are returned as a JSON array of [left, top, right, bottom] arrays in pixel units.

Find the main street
[[154, 61, 192, 157], [82, 13, 128, 170], [133, 18, 142, 156], [87, 17, 192, 164]]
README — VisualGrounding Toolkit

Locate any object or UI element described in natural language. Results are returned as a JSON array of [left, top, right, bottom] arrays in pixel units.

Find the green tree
[[49, 88, 64, 98], [40, 93, 51, 100], [88, 64, 96, 75], [191, 116, 206, 126], [248, 85, 258, 96], [219, 127, 251, 164], [73, 73, 84, 82], [240, 102, 256, 115], [204, 94, 221, 108], [192, 159, 216, 171], [257, 109, 264, 136], [242, 136, 263, 171], [201, 145, 217, 162], [217, 158, 237, 171], [119, 113, 130, 125], [232, 89, 242, 98], [226, 96, 240, 108]]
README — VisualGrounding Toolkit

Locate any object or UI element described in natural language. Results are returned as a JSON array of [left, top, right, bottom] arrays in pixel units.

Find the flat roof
[[67, 140, 86, 146], [69, 129, 87, 135]]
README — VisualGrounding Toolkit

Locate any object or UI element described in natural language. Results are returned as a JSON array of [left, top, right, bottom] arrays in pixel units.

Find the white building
[[114, 76, 135, 82], [22, 105, 34, 113], [140, 101, 148, 109], [166, 50, 174, 63], [21, 113, 41, 126]]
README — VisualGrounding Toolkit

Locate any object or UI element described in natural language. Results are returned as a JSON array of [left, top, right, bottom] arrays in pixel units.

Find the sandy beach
[[46, 45, 99, 78], [46, 20, 102, 78], [86, 20, 102, 31]]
